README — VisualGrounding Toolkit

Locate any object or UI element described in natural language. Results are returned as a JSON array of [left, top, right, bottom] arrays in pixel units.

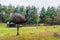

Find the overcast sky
[[0, 0, 60, 10]]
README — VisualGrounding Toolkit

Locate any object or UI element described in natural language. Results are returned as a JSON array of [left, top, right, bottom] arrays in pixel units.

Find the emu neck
[[25, 13, 28, 21]]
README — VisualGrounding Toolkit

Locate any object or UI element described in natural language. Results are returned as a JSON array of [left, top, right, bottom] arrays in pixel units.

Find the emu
[[9, 10, 29, 35]]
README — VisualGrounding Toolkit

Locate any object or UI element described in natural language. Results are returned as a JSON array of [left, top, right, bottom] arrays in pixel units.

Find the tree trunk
[[17, 24, 19, 35]]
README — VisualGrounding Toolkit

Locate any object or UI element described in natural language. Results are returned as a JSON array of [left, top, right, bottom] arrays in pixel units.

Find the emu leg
[[17, 24, 19, 35]]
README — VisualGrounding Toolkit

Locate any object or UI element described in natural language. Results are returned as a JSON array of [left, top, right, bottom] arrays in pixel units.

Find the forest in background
[[0, 4, 60, 25]]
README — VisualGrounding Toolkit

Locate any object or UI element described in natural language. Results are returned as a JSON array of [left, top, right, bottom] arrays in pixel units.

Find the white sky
[[0, 0, 60, 10]]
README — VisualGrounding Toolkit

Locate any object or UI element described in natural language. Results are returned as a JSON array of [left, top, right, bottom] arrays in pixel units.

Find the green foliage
[[40, 7, 46, 23], [54, 6, 60, 24], [0, 4, 59, 24], [20, 6, 26, 16], [2, 6, 8, 13], [45, 7, 56, 24], [0, 4, 2, 12], [15, 6, 20, 13], [40, 7, 56, 24], [4, 13, 10, 22], [27, 6, 39, 24]]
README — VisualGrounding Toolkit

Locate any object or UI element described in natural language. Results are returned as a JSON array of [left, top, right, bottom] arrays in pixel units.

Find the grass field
[[0, 23, 60, 40]]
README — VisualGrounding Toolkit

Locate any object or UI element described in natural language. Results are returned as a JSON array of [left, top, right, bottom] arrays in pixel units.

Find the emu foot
[[17, 33, 19, 36]]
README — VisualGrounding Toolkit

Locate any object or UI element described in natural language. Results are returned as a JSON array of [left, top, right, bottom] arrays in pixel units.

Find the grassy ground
[[0, 23, 60, 40]]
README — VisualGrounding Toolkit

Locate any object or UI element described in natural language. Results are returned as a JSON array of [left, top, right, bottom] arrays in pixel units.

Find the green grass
[[0, 23, 7, 28], [0, 23, 60, 40]]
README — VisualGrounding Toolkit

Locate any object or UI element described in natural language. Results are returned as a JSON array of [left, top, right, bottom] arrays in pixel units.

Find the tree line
[[0, 4, 60, 25]]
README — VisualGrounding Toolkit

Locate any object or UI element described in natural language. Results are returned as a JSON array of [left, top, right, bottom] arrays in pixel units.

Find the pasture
[[0, 23, 60, 40]]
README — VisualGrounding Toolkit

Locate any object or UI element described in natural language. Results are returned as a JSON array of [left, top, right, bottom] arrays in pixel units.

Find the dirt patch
[[53, 32, 60, 38]]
